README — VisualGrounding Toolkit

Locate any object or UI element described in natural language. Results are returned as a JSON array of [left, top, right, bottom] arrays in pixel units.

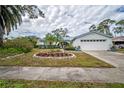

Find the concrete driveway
[[83, 51, 124, 68]]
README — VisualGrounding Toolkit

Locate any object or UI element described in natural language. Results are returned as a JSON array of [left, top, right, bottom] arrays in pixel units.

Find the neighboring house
[[112, 36, 124, 48], [72, 31, 113, 50]]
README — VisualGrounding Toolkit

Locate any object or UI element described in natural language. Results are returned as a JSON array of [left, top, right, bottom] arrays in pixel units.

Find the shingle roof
[[72, 31, 113, 41]]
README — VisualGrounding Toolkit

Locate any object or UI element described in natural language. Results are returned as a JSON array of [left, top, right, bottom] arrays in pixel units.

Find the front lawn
[[0, 48, 23, 58], [117, 49, 124, 53], [0, 79, 124, 88], [0, 49, 113, 68]]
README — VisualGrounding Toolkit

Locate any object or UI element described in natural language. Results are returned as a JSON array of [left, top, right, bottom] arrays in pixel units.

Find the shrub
[[64, 47, 75, 50], [3, 38, 34, 53], [0, 47, 23, 58], [64, 43, 75, 51]]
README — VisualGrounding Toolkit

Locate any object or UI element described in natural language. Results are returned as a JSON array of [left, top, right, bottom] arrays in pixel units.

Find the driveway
[[83, 51, 124, 68]]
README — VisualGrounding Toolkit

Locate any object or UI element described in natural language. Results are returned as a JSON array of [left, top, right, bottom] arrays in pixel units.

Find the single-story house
[[112, 36, 124, 48], [72, 31, 113, 50]]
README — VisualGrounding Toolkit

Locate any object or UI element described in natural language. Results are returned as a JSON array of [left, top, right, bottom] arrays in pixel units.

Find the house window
[[81, 39, 106, 42], [102, 39, 106, 42], [90, 40, 92, 42]]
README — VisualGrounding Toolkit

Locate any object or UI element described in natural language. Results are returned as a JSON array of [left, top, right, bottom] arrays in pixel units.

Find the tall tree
[[97, 19, 115, 35], [114, 20, 124, 36], [89, 24, 97, 32], [113, 27, 124, 36], [44, 33, 57, 46], [0, 5, 45, 46], [52, 28, 68, 46]]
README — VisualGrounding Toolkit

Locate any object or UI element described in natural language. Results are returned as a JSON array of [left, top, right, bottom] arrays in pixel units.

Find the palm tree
[[44, 33, 57, 48], [0, 5, 45, 46], [114, 20, 124, 36], [89, 24, 97, 32], [52, 28, 68, 47], [97, 19, 115, 35], [113, 27, 124, 36], [116, 20, 124, 25]]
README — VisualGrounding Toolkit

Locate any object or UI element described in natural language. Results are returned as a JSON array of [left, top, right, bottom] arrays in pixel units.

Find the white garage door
[[80, 39, 108, 50]]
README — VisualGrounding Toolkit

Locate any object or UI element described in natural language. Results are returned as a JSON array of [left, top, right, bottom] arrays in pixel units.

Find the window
[[90, 40, 92, 42], [81, 39, 106, 42], [102, 39, 106, 42], [93, 40, 96, 42]]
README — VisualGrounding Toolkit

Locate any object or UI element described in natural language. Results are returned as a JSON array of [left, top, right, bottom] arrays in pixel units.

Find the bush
[[3, 38, 34, 53], [64, 43, 75, 51], [0, 48, 23, 58], [64, 47, 75, 50]]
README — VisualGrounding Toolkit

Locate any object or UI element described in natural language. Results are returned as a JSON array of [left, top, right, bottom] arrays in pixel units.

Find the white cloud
[[8, 5, 124, 38]]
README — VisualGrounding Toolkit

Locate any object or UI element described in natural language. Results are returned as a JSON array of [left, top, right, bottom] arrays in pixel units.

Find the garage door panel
[[80, 42, 108, 50]]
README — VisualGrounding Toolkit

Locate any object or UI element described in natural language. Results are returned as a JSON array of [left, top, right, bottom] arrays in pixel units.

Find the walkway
[[0, 66, 124, 83]]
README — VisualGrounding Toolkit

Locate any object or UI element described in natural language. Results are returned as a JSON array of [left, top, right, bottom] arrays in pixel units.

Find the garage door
[[80, 39, 108, 50]]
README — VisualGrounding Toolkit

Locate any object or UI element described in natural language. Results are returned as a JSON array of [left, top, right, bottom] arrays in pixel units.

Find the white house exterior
[[72, 31, 113, 50]]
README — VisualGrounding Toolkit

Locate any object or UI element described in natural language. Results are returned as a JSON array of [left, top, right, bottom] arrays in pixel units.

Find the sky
[[7, 5, 124, 39]]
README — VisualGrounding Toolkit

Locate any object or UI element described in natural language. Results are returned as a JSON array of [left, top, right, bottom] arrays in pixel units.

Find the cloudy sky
[[7, 5, 124, 38]]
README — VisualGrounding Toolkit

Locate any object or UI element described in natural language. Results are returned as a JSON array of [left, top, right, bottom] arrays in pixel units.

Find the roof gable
[[72, 31, 112, 41]]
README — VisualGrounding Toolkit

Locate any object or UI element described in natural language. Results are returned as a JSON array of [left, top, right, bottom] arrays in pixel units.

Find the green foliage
[[0, 5, 45, 46], [64, 47, 75, 50], [51, 28, 69, 48], [89, 24, 97, 32], [0, 79, 124, 88], [44, 33, 57, 46], [90, 19, 124, 37], [64, 43, 75, 50], [97, 19, 115, 35], [22, 36, 38, 48], [3, 37, 34, 53], [113, 20, 124, 36], [0, 80, 25, 88], [0, 48, 23, 58]]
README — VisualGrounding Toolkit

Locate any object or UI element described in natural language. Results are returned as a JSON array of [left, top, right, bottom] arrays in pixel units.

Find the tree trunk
[[0, 39, 3, 46], [0, 33, 3, 47], [0, 25, 4, 47]]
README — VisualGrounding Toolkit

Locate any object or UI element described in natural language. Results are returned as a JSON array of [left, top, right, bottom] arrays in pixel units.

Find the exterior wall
[[72, 33, 113, 50]]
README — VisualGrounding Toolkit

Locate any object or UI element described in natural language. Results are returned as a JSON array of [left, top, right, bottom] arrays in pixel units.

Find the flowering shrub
[[36, 52, 73, 57]]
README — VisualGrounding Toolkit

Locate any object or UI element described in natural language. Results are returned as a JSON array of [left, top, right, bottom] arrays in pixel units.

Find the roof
[[112, 36, 124, 42], [72, 31, 113, 41]]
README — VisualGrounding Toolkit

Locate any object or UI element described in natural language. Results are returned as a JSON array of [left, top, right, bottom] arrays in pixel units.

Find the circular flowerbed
[[33, 52, 76, 59]]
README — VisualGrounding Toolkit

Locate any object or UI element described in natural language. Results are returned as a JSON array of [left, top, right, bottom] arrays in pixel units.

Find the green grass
[[0, 79, 124, 88], [0, 48, 23, 58], [0, 49, 113, 68], [117, 49, 124, 53]]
